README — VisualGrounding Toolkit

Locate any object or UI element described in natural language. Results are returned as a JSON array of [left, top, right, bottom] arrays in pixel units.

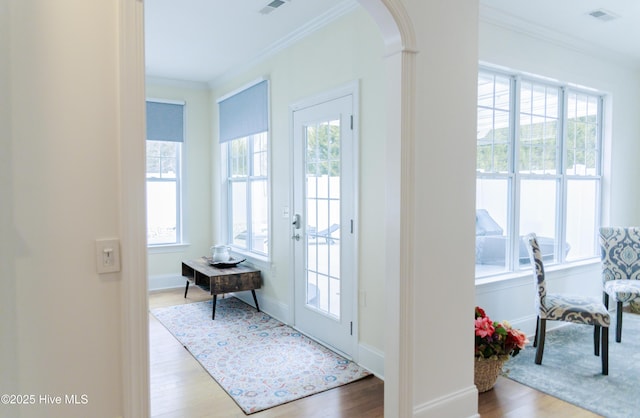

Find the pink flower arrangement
[[475, 306, 528, 360]]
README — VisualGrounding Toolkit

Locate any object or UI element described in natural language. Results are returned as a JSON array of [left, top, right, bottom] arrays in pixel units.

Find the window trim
[[476, 66, 604, 279]]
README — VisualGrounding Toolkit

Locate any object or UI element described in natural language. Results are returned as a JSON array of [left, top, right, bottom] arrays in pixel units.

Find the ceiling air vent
[[587, 9, 619, 22], [260, 0, 289, 15]]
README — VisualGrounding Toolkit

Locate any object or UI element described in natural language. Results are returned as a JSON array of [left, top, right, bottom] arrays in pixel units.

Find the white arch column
[[359, 1, 479, 417], [355, 1, 417, 416]]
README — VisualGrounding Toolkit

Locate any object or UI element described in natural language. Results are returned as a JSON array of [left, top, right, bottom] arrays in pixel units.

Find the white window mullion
[[509, 75, 520, 272], [557, 87, 568, 263]]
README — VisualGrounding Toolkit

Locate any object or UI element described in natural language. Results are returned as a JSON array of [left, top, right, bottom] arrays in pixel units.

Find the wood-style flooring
[[149, 287, 600, 417]]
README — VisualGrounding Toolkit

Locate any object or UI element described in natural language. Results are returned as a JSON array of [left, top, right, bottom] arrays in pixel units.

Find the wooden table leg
[[251, 290, 260, 312], [212, 294, 217, 320]]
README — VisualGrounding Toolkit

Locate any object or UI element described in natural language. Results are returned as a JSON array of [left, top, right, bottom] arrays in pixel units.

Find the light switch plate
[[96, 238, 121, 274]]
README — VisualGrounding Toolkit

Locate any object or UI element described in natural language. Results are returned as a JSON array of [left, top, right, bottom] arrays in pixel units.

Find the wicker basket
[[474, 357, 507, 393]]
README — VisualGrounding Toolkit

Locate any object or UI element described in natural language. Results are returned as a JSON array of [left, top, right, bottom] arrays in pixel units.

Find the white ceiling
[[144, 0, 354, 84], [480, 0, 640, 67], [144, 0, 640, 85]]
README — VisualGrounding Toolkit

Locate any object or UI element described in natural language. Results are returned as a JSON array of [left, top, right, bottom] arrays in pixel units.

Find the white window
[[218, 80, 269, 257], [146, 100, 184, 246], [476, 68, 603, 278]]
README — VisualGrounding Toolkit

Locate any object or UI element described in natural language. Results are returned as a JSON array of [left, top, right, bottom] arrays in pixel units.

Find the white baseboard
[[148, 274, 184, 291], [358, 342, 385, 379], [413, 386, 479, 418]]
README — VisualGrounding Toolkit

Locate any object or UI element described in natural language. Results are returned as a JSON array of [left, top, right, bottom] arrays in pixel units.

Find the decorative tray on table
[[204, 256, 246, 268]]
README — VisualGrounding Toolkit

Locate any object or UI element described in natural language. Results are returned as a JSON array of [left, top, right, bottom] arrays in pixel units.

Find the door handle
[[292, 233, 301, 241], [292, 214, 301, 229]]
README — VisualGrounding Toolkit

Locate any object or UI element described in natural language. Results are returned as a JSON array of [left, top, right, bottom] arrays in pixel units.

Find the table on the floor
[[181, 258, 261, 319]]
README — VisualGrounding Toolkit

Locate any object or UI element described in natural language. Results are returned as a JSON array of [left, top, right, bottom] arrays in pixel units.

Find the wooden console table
[[181, 258, 261, 319]]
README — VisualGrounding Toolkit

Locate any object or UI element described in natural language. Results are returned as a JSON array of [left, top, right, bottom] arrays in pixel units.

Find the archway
[[117, 1, 416, 416]]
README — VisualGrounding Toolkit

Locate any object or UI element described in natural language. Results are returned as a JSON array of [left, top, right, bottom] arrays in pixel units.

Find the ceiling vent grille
[[587, 9, 619, 22], [260, 0, 289, 15]]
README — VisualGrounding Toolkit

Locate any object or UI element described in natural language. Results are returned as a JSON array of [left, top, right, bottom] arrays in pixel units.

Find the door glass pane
[[306, 271, 319, 309], [305, 119, 341, 319]]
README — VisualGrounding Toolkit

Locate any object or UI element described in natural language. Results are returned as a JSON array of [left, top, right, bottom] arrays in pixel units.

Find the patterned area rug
[[504, 313, 640, 418], [151, 297, 371, 414]]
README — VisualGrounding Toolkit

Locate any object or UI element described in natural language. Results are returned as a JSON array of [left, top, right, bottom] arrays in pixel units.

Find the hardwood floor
[[478, 377, 602, 418], [149, 288, 599, 417]]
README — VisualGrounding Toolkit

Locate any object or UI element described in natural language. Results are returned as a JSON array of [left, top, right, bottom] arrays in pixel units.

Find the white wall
[[0, 0, 18, 405], [145, 82, 214, 290], [3, 1, 124, 417], [476, 19, 640, 332]]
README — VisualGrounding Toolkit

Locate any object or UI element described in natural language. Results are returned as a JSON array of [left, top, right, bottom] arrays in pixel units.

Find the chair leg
[[602, 326, 609, 375], [535, 317, 546, 365], [616, 301, 623, 343], [533, 316, 539, 348], [594, 325, 600, 356]]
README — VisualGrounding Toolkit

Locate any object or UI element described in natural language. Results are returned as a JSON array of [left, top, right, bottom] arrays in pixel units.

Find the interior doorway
[[120, 1, 410, 416]]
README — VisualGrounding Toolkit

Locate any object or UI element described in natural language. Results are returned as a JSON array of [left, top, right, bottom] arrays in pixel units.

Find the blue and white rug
[[504, 313, 640, 418], [151, 297, 371, 414]]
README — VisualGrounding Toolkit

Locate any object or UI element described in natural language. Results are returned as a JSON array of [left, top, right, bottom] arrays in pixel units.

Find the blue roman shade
[[146, 101, 184, 142], [218, 79, 269, 143]]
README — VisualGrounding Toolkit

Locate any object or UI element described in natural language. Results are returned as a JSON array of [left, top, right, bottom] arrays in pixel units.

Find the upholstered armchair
[[526, 233, 610, 375], [599, 227, 640, 343]]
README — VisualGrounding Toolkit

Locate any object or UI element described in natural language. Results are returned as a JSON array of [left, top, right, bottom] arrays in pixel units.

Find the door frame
[[288, 82, 360, 360]]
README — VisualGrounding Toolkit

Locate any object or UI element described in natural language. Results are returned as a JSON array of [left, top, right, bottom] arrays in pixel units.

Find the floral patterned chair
[[526, 233, 610, 375], [599, 227, 640, 343]]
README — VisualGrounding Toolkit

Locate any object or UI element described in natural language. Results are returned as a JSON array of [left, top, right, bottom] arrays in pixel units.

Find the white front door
[[292, 93, 356, 357]]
